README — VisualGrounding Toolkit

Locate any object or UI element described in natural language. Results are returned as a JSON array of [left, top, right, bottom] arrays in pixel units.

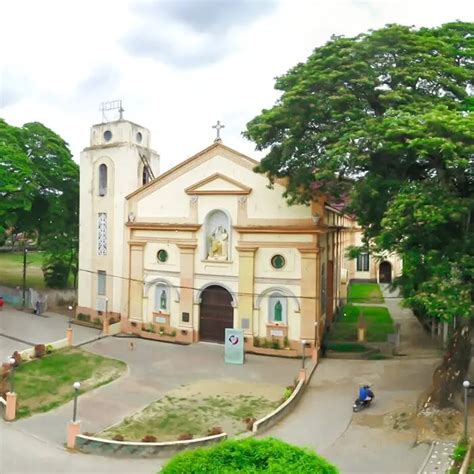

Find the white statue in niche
[[208, 225, 228, 260]]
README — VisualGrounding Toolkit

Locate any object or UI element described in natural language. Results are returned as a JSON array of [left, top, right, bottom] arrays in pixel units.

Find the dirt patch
[[100, 378, 285, 441], [416, 407, 463, 443]]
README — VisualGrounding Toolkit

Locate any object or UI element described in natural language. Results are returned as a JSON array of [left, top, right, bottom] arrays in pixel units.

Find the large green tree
[[245, 22, 474, 407], [0, 119, 79, 288]]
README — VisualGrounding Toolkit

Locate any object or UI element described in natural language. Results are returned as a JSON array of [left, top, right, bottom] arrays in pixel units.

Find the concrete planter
[[75, 432, 227, 458], [139, 330, 190, 345]]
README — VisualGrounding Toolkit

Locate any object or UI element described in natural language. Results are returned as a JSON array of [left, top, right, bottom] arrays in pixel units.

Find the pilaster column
[[298, 246, 319, 344], [177, 243, 197, 331], [128, 242, 145, 320], [236, 245, 257, 333]]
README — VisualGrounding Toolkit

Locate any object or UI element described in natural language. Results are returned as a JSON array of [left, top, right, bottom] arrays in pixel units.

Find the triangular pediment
[[185, 173, 252, 195]]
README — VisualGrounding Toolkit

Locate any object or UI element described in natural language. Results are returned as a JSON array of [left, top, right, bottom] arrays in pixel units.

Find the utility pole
[[22, 246, 28, 308]]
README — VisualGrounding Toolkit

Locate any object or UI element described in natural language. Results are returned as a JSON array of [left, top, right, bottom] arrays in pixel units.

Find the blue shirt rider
[[359, 385, 372, 401]]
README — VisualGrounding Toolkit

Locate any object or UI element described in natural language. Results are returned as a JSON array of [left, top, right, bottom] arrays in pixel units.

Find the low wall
[[460, 444, 472, 474], [252, 379, 305, 434], [108, 321, 122, 336], [17, 338, 68, 360], [75, 432, 227, 458]]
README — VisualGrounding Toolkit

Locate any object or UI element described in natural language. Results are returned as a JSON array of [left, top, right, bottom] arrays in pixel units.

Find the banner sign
[[224, 328, 245, 364]]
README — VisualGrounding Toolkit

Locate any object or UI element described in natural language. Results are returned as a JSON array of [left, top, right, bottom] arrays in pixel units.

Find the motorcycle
[[353, 390, 375, 412]]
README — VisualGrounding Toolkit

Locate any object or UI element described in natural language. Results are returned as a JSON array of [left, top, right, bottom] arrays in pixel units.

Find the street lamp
[[301, 340, 308, 369], [22, 246, 28, 308], [463, 380, 471, 441], [72, 381, 81, 422], [8, 357, 15, 393], [68, 305, 73, 328]]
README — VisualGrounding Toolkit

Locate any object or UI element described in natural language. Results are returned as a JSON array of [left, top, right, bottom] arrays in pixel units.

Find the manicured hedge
[[160, 437, 338, 473]]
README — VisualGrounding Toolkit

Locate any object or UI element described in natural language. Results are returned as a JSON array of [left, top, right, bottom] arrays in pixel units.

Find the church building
[[77, 117, 400, 356]]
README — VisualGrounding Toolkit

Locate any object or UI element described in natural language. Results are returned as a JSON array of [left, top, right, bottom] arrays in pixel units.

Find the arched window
[[268, 292, 287, 324], [99, 164, 108, 196], [155, 284, 169, 312]]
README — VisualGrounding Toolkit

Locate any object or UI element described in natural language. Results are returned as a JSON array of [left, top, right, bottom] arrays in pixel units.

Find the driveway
[[265, 356, 439, 473]]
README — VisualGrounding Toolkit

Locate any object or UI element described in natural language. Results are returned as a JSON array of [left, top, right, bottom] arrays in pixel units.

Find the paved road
[[0, 306, 101, 360], [264, 357, 437, 473]]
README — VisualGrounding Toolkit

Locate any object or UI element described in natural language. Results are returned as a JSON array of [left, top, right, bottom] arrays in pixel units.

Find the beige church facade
[[77, 118, 401, 356]]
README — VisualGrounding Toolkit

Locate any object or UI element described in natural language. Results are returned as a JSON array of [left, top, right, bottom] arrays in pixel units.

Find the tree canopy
[[0, 118, 79, 288], [245, 22, 474, 322]]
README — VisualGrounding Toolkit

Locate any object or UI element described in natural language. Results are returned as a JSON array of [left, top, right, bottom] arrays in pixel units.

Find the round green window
[[271, 254, 286, 269], [157, 249, 168, 263]]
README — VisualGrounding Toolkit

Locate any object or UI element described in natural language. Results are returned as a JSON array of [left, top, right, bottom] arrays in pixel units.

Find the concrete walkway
[[353, 284, 441, 359]]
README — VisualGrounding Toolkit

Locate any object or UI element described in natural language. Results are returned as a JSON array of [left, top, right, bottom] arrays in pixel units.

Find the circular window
[[136, 132, 143, 143], [103, 130, 112, 142], [157, 249, 168, 263], [271, 254, 286, 269]]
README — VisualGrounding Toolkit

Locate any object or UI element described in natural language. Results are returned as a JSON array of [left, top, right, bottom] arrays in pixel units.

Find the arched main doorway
[[199, 285, 234, 343], [379, 261, 392, 283]]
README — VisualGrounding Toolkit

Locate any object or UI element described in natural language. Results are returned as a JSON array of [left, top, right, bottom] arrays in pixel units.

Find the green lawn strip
[[0, 251, 45, 288], [100, 393, 280, 441], [330, 305, 395, 342], [348, 283, 384, 303], [14, 348, 126, 418]]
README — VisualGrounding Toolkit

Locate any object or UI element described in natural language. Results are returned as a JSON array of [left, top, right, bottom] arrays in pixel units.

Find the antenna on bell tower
[[99, 99, 125, 123]]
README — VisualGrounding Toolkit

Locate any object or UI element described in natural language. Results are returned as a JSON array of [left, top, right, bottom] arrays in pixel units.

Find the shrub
[[284, 336, 290, 348], [34, 344, 46, 358], [170, 330, 177, 337], [77, 313, 90, 322], [11, 351, 22, 367], [112, 434, 124, 441], [207, 426, 223, 436], [271, 339, 280, 350], [161, 437, 339, 473], [283, 386, 294, 401], [141, 435, 157, 443], [254, 336, 260, 347], [177, 432, 193, 440], [159, 326, 165, 334], [244, 417, 256, 431], [46, 344, 54, 354], [450, 440, 468, 463], [92, 318, 101, 326]]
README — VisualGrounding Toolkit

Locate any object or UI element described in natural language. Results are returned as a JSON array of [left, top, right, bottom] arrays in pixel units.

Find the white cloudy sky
[[1, 0, 472, 172]]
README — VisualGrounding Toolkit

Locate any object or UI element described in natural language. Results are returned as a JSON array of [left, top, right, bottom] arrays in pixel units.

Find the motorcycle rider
[[359, 384, 373, 402]]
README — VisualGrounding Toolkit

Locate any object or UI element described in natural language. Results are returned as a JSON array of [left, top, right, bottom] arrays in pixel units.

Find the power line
[[79, 267, 404, 302]]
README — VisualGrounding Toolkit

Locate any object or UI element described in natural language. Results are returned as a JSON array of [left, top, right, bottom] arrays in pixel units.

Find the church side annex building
[[77, 118, 400, 356]]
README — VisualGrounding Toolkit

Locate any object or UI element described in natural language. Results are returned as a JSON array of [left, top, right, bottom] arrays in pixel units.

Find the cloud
[[0, 70, 29, 108], [122, 0, 279, 68], [76, 66, 120, 97]]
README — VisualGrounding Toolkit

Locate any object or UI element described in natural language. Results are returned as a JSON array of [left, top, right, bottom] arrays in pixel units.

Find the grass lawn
[[348, 283, 384, 303], [330, 304, 395, 342], [0, 251, 46, 289], [327, 342, 370, 353], [14, 348, 126, 418], [100, 391, 280, 441]]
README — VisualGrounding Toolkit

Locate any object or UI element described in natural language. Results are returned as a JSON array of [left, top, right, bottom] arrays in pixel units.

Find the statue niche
[[208, 225, 228, 260]]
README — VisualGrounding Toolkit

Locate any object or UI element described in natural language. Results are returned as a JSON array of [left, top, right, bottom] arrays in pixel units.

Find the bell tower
[[78, 108, 159, 320]]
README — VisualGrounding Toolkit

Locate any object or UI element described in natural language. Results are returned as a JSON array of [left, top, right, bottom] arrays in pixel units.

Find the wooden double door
[[199, 285, 233, 343]]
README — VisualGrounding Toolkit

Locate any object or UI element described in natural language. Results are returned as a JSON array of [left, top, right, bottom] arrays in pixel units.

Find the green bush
[[451, 440, 468, 463], [327, 342, 368, 352], [160, 437, 339, 473]]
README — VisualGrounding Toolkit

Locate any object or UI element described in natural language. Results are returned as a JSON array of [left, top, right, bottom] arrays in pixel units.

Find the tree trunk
[[422, 324, 471, 409]]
